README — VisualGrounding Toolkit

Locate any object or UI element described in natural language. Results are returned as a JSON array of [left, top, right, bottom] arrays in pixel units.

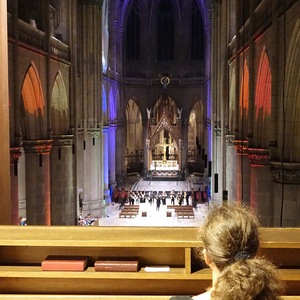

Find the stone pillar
[[225, 135, 237, 204], [234, 140, 250, 206], [115, 123, 125, 184], [247, 0, 255, 141], [0, 0, 11, 225], [50, 135, 75, 225], [249, 148, 273, 226], [145, 138, 151, 174], [82, 129, 102, 218], [143, 123, 149, 174], [108, 125, 116, 187], [269, 0, 279, 157], [178, 139, 183, 174], [271, 162, 300, 227], [80, 0, 104, 217], [181, 120, 189, 172], [103, 126, 110, 204], [10, 148, 22, 225], [23, 140, 52, 225]]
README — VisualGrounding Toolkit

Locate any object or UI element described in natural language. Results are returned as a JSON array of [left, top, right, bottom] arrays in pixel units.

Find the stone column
[[247, 0, 255, 141], [23, 140, 52, 225], [181, 120, 189, 172], [225, 135, 237, 204], [50, 135, 75, 225], [80, 0, 104, 218], [103, 126, 110, 204], [234, 140, 250, 206], [143, 123, 149, 174], [271, 162, 300, 227], [10, 148, 22, 225], [145, 138, 151, 174], [108, 125, 116, 187], [269, 0, 279, 158], [178, 139, 183, 174], [0, 0, 11, 225], [115, 123, 125, 184], [82, 129, 102, 218], [249, 148, 273, 226]]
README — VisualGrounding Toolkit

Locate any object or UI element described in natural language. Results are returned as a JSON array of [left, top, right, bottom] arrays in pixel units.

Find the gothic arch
[[285, 20, 300, 161], [21, 62, 45, 140], [188, 99, 204, 150], [254, 48, 271, 148], [126, 98, 143, 153], [116, 0, 209, 31], [150, 95, 180, 146], [51, 71, 68, 135]]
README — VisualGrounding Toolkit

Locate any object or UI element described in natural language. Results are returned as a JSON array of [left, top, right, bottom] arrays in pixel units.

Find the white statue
[[147, 108, 151, 119], [177, 108, 182, 119]]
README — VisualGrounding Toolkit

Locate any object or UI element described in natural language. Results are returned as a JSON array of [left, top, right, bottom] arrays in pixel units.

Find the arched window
[[157, 0, 174, 61], [126, 0, 140, 60], [191, 0, 204, 60]]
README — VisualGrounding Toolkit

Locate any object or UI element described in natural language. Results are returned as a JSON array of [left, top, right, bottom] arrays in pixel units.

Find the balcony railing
[[8, 15, 70, 62]]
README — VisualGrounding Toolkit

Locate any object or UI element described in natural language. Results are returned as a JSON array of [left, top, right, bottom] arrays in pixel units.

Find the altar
[[145, 94, 183, 177], [150, 160, 179, 171]]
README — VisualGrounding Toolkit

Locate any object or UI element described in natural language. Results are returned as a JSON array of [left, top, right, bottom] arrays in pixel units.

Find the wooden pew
[[176, 208, 194, 219], [168, 206, 194, 219], [0, 226, 299, 297], [119, 205, 140, 218]]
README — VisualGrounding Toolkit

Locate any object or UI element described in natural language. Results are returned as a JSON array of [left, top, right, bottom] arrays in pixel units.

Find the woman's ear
[[203, 248, 212, 267]]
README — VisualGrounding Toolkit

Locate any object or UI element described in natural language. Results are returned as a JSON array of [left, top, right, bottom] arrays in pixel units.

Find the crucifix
[[157, 138, 171, 162]]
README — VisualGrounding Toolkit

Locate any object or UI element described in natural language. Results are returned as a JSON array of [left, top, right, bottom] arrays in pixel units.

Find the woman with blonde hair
[[170, 204, 283, 300]]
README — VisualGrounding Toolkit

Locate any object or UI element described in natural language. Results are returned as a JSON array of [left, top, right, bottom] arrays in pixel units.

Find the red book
[[41, 255, 89, 271], [94, 257, 139, 272]]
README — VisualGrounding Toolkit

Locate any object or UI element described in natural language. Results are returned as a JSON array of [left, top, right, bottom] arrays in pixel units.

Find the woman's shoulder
[[192, 291, 211, 300], [169, 290, 211, 300]]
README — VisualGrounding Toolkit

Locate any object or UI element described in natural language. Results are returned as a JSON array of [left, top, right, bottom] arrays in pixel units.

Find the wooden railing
[[0, 226, 299, 298]]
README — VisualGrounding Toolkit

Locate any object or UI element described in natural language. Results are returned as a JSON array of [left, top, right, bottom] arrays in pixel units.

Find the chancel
[[146, 93, 182, 179]]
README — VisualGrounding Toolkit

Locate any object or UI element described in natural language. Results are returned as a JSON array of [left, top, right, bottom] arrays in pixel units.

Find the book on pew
[[41, 255, 89, 271], [94, 257, 139, 272]]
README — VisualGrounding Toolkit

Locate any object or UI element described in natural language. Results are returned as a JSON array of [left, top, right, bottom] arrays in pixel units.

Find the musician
[[161, 191, 167, 205], [171, 191, 175, 205]]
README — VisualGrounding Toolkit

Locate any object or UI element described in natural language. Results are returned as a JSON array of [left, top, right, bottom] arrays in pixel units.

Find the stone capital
[[109, 124, 117, 133], [234, 139, 248, 155], [22, 140, 53, 154], [52, 135, 73, 147], [271, 162, 300, 184], [248, 148, 270, 166], [88, 128, 101, 139], [103, 126, 109, 134], [225, 134, 235, 146], [10, 147, 22, 164]]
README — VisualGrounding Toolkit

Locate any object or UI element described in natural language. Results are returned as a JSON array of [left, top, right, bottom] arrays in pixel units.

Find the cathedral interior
[[0, 0, 300, 227]]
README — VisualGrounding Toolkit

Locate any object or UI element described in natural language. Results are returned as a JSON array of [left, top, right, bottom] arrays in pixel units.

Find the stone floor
[[96, 201, 209, 227], [93, 175, 210, 227]]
